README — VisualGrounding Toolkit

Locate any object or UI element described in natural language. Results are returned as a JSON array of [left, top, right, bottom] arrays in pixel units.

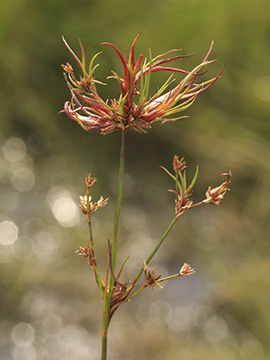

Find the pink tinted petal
[[130, 33, 142, 68], [102, 42, 130, 92], [62, 37, 83, 71]]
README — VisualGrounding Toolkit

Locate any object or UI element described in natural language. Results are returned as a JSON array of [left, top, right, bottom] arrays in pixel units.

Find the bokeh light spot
[[149, 301, 172, 325], [241, 338, 264, 360], [2, 137, 26, 162], [32, 231, 58, 262], [0, 220, 18, 245], [204, 316, 228, 342], [12, 344, 36, 360], [169, 306, 191, 332], [11, 322, 35, 346], [47, 187, 80, 227], [51, 196, 79, 227], [11, 167, 35, 192]]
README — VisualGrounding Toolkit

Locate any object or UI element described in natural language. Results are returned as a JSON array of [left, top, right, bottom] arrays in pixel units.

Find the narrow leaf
[[129, 33, 142, 69], [88, 51, 102, 76], [186, 165, 199, 193], [160, 166, 176, 181], [62, 36, 83, 71], [78, 37, 86, 76], [102, 42, 130, 91]]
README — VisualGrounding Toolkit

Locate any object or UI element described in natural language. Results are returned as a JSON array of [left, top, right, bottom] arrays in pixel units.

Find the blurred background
[[0, 0, 269, 359]]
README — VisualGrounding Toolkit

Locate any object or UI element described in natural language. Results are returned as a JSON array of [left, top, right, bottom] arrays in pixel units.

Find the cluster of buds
[[79, 173, 109, 215], [76, 244, 97, 268], [203, 170, 232, 205], [75, 162, 230, 320], [161, 155, 198, 218], [79, 194, 108, 215], [162, 155, 231, 218], [179, 263, 195, 276], [75, 173, 108, 294], [84, 173, 97, 188], [61, 34, 226, 134], [143, 261, 163, 289], [141, 261, 195, 291]]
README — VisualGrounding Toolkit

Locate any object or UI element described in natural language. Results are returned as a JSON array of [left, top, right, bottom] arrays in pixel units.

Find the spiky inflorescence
[[62, 34, 227, 134]]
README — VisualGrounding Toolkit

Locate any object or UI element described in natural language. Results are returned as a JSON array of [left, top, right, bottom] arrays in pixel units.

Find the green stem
[[135, 217, 177, 282], [101, 296, 109, 360], [126, 285, 146, 300], [101, 129, 126, 360], [93, 265, 104, 297], [108, 129, 126, 304], [101, 332, 107, 360], [158, 273, 181, 283], [111, 129, 126, 271], [101, 251, 110, 360]]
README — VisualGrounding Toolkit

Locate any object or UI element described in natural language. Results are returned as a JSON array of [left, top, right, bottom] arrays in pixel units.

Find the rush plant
[[61, 34, 230, 360]]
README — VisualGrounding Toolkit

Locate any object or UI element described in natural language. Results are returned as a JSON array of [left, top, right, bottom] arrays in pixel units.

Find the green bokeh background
[[0, 0, 269, 359]]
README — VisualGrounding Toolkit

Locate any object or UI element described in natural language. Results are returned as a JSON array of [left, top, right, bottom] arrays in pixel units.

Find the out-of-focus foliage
[[0, 0, 269, 359]]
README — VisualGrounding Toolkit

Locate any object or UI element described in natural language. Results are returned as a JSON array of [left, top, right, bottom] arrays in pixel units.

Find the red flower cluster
[[62, 34, 226, 134]]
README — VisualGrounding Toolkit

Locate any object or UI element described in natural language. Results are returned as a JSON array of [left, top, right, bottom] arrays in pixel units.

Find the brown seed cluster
[[143, 261, 163, 289], [76, 245, 97, 268]]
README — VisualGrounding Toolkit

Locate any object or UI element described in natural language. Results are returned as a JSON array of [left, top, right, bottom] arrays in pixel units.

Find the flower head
[[62, 35, 227, 134], [76, 244, 97, 268], [179, 263, 195, 276], [143, 261, 163, 289], [85, 173, 97, 188], [162, 155, 199, 219], [204, 170, 232, 205], [80, 194, 108, 215], [173, 155, 186, 172]]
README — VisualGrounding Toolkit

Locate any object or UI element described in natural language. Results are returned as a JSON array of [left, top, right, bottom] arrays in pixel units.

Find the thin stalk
[[101, 333, 107, 360], [101, 249, 110, 360], [126, 285, 146, 300], [102, 129, 126, 359], [86, 214, 94, 247], [158, 273, 181, 283], [190, 200, 206, 208], [134, 217, 177, 282], [111, 129, 126, 272], [86, 186, 94, 247], [86, 192, 103, 295], [101, 295, 109, 360]]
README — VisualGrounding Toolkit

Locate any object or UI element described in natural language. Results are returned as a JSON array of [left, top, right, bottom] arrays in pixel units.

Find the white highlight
[[0, 220, 18, 245], [47, 186, 80, 227], [2, 137, 26, 162], [11, 167, 35, 192]]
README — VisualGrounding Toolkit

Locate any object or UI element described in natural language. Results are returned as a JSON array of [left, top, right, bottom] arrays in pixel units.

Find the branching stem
[[134, 217, 177, 282], [101, 129, 126, 360]]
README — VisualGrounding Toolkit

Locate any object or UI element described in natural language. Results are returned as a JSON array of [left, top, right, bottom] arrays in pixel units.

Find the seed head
[[76, 244, 97, 268], [204, 170, 231, 205], [143, 261, 163, 289], [179, 263, 195, 276], [80, 195, 109, 215], [173, 155, 186, 173], [85, 173, 97, 188]]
